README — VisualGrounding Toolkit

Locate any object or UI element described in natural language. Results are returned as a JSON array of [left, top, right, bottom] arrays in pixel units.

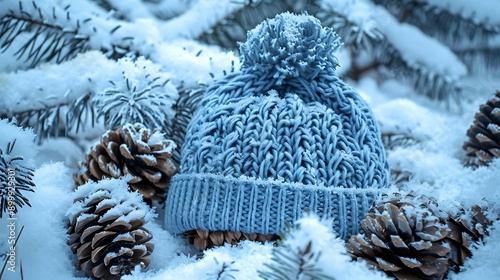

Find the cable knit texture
[[165, 13, 390, 239]]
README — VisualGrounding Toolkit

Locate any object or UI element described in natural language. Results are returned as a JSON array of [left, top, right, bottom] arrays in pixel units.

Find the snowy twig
[[318, 0, 384, 51], [207, 259, 237, 280], [0, 140, 35, 218], [373, 0, 500, 45], [0, 2, 90, 69], [169, 84, 206, 165], [258, 224, 335, 280], [0, 51, 178, 141], [197, 0, 290, 49], [319, 0, 467, 105]]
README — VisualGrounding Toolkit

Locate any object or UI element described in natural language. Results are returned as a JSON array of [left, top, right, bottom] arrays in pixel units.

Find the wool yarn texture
[[165, 13, 390, 239]]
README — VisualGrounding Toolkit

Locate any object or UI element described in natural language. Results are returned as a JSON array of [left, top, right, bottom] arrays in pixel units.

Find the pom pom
[[239, 12, 342, 83]]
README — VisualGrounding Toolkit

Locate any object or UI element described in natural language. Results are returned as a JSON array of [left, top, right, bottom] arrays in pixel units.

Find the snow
[[374, 98, 436, 140], [451, 220, 500, 280], [1, 1, 500, 279], [160, 0, 241, 40], [0, 163, 76, 280], [0, 51, 118, 113], [320, 0, 468, 78], [104, 0, 155, 20], [0, 119, 36, 167], [151, 39, 239, 87], [265, 215, 390, 280], [379, 14, 468, 78], [421, 0, 500, 26]]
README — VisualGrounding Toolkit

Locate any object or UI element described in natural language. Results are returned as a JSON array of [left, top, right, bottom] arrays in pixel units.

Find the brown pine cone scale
[[74, 123, 177, 204], [464, 91, 500, 166], [185, 229, 279, 251], [347, 200, 450, 280], [445, 205, 492, 272], [67, 183, 154, 280]]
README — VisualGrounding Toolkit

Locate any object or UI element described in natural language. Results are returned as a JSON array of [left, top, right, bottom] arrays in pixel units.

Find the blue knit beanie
[[165, 13, 390, 239]]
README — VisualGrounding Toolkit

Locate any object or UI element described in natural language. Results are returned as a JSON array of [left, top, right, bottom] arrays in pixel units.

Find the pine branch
[[456, 47, 500, 76], [258, 223, 335, 280], [372, 0, 500, 46], [169, 84, 206, 165], [89, 0, 157, 21], [316, 0, 384, 52], [0, 2, 90, 69], [259, 240, 335, 280], [318, 0, 466, 106], [0, 140, 35, 218], [0, 0, 164, 70], [374, 41, 463, 105], [95, 75, 175, 131], [206, 259, 237, 280], [0, 51, 179, 142], [197, 0, 291, 50], [5, 91, 95, 141]]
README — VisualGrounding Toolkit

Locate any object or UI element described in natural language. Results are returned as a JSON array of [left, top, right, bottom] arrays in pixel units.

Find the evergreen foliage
[[0, 2, 90, 68], [95, 74, 172, 130], [258, 231, 335, 280], [198, 0, 292, 49], [259, 240, 335, 280], [169, 84, 205, 165], [0, 140, 35, 218]]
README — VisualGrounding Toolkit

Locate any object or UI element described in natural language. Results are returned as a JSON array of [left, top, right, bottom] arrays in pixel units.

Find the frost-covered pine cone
[[185, 229, 279, 251], [67, 179, 154, 280], [446, 205, 492, 272], [74, 123, 177, 204], [463, 91, 500, 167], [346, 199, 450, 280]]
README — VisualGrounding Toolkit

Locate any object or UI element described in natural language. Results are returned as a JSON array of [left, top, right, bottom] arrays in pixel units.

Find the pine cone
[[67, 182, 154, 280], [74, 123, 177, 204], [346, 199, 450, 280], [463, 91, 500, 167], [446, 205, 491, 272], [185, 229, 279, 251]]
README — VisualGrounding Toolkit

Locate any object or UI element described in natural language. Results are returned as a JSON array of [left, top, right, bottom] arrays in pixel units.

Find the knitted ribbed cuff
[[165, 173, 381, 239]]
